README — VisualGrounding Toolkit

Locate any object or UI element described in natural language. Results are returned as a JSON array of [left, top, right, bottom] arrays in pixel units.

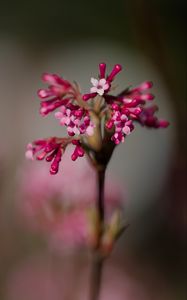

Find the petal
[[97, 89, 104, 96], [90, 87, 98, 93], [86, 126, 94, 136], [103, 83, 109, 90], [91, 78, 98, 86], [73, 127, 80, 135], [55, 112, 63, 119], [123, 126, 131, 135], [66, 109, 71, 116], [67, 126, 73, 132], [120, 114, 127, 121], [99, 78, 107, 86], [65, 117, 71, 125]]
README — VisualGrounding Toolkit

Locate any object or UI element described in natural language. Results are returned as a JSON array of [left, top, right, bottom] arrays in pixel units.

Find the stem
[[90, 168, 106, 300], [97, 169, 105, 223], [90, 253, 104, 300]]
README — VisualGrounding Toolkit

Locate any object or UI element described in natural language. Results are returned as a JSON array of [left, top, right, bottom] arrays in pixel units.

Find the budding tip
[[99, 62, 106, 68], [115, 64, 122, 71], [71, 154, 77, 161], [50, 167, 58, 175], [82, 94, 89, 101]]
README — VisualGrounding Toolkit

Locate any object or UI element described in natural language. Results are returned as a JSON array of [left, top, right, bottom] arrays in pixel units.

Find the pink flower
[[90, 78, 109, 96], [55, 104, 94, 137], [106, 103, 135, 144], [49, 209, 90, 251], [83, 63, 122, 100]]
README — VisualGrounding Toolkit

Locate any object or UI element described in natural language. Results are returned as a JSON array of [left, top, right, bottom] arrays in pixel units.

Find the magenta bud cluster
[[26, 137, 84, 175]]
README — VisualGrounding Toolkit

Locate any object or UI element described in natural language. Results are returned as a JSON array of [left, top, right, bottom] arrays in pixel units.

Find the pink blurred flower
[[18, 148, 125, 251]]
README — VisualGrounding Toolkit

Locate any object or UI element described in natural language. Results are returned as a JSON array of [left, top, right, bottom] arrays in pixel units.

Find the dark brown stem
[[90, 168, 106, 300]]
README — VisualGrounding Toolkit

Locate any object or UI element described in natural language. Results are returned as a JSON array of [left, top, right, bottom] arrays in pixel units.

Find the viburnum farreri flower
[[26, 63, 169, 174]]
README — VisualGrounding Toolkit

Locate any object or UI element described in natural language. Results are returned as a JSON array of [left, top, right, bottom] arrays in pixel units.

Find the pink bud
[[36, 151, 46, 160], [107, 64, 122, 82], [37, 89, 52, 99], [139, 93, 154, 101], [158, 120, 170, 128], [82, 93, 97, 101], [106, 120, 114, 129], [45, 150, 56, 162], [133, 81, 153, 92], [99, 63, 106, 78], [71, 153, 78, 161], [111, 103, 119, 111], [77, 146, 84, 157], [42, 73, 58, 85]]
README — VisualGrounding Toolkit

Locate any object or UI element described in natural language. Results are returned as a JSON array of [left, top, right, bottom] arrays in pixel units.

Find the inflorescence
[[26, 63, 169, 174]]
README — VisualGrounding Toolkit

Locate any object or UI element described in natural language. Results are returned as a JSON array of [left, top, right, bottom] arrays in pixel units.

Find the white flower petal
[[73, 127, 80, 135], [97, 88, 104, 96], [91, 77, 98, 86]]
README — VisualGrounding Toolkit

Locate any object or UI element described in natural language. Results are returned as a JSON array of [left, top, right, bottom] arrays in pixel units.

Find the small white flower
[[90, 77, 109, 96]]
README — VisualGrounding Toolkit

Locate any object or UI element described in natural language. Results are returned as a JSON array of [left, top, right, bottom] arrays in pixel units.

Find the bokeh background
[[0, 0, 186, 299]]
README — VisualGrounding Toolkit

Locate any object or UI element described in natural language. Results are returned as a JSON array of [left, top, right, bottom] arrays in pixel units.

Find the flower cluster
[[38, 73, 75, 116], [55, 104, 94, 137], [25, 137, 84, 174], [106, 103, 135, 144], [104, 80, 169, 144], [26, 63, 169, 174]]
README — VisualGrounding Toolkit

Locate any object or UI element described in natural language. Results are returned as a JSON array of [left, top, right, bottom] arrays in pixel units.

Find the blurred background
[[0, 0, 186, 299]]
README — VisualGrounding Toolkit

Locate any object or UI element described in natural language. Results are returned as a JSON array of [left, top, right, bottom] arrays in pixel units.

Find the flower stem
[[90, 168, 106, 300], [97, 168, 105, 223]]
